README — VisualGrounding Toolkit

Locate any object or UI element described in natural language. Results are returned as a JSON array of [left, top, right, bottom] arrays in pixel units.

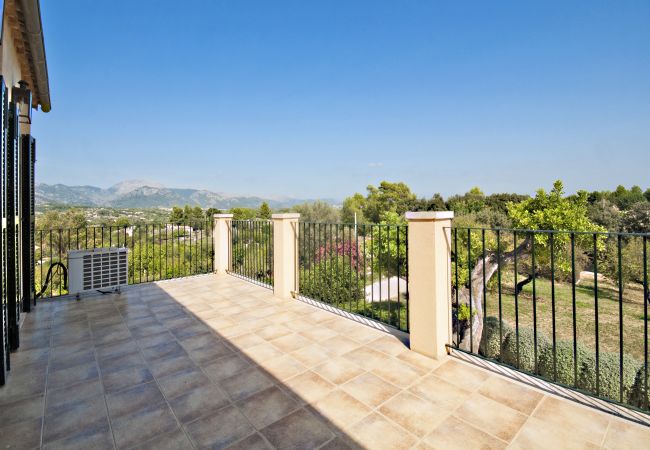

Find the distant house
[[1, 0, 51, 383]]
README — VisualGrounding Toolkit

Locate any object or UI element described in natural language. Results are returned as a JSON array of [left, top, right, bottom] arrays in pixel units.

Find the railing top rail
[[35, 220, 212, 232], [448, 226, 650, 238], [300, 221, 407, 227]]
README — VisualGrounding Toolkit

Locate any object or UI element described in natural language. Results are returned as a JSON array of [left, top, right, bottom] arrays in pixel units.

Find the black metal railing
[[298, 222, 409, 332], [451, 227, 650, 412], [228, 220, 273, 288], [35, 221, 214, 298]]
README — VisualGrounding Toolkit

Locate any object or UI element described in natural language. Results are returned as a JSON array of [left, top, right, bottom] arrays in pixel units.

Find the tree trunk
[[458, 237, 531, 353]]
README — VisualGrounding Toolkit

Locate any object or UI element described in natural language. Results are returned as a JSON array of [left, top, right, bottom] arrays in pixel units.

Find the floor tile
[[236, 385, 300, 429], [313, 356, 365, 385], [453, 393, 527, 442], [260, 408, 334, 449], [184, 404, 253, 449], [309, 389, 371, 430], [422, 415, 507, 450], [202, 354, 251, 382], [129, 428, 194, 450], [531, 396, 611, 446], [156, 366, 210, 399], [43, 396, 109, 444], [106, 380, 165, 417], [342, 372, 400, 408], [478, 376, 543, 415], [110, 401, 179, 449], [285, 371, 336, 404], [221, 367, 274, 402], [46, 378, 103, 413], [0, 416, 43, 449], [379, 391, 448, 437], [168, 382, 230, 423], [603, 418, 650, 449], [101, 363, 153, 393], [346, 413, 416, 450], [224, 432, 273, 450]]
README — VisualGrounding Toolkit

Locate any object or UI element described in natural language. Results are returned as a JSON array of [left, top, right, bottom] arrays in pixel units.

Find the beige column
[[406, 211, 454, 359], [272, 213, 300, 300], [213, 214, 233, 274]]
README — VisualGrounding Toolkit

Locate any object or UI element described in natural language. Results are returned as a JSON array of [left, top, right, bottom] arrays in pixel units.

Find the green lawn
[[481, 273, 648, 361]]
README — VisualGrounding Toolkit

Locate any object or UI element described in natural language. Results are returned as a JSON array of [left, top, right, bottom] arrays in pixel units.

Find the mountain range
[[36, 180, 332, 209]]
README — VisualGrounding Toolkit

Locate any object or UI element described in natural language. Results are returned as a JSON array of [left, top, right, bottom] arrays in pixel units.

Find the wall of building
[[0, 18, 23, 99]]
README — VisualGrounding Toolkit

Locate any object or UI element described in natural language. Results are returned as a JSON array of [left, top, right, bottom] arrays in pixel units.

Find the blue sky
[[34, 1, 650, 200]]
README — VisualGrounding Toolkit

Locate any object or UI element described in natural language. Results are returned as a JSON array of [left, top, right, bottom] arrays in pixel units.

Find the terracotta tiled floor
[[1, 274, 649, 449]]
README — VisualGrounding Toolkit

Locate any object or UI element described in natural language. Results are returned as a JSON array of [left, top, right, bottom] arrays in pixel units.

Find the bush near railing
[[298, 222, 409, 332], [228, 220, 273, 287], [35, 222, 213, 298], [451, 227, 650, 412]]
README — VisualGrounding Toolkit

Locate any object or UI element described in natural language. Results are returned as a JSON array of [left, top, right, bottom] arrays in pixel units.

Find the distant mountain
[[35, 181, 334, 209]]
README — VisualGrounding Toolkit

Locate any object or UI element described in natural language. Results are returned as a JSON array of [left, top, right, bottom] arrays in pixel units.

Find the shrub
[[300, 256, 363, 306], [538, 340, 589, 387], [501, 327, 550, 374], [630, 366, 650, 409], [479, 317, 512, 360], [578, 352, 640, 403]]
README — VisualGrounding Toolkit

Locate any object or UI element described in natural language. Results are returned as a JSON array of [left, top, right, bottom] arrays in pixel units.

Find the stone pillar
[[406, 211, 454, 359], [272, 213, 300, 299], [213, 214, 233, 275]]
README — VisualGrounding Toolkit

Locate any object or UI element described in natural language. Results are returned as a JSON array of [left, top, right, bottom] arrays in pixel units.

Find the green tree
[[621, 202, 650, 233], [609, 185, 646, 210], [205, 207, 222, 219], [447, 187, 486, 215], [230, 207, 257, 220], [364, 181, 417, 223], [169, 206, 184, 224], [258, 202, 272, 220], [409, 194, 447, 212], [458, 180, 606, 352], [292, 201, 340, 223], [341, 193, 366, 224]]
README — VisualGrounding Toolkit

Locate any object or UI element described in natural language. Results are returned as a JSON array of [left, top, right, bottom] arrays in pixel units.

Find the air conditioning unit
[[68, 248, 128, 296]]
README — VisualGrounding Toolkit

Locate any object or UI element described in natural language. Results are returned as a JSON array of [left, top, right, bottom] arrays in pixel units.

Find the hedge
[[578, 352, 640, 403], [501, 327, 550, 373], [479, 316, 513, 360], [538, 340, 589, 387]]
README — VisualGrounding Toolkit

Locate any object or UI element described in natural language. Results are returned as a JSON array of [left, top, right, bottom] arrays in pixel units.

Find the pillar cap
[[405, 211, 454, 221], [214, 214, 234, 219], [271, 213, 300, 220]]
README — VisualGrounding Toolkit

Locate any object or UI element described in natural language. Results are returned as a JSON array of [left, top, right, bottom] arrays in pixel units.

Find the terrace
[[1, 273, 649, 449]]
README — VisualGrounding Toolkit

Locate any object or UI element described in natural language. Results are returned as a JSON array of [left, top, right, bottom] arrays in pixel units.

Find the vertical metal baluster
[[571, 233, 577, 386], [58, 229, 62, 296], [370, 225, 374, 320], [497, 229, 502, 360], [145, 225, 149, 282], [532, 232, 537, 373], [387, 226, 391, 324], [362, 224, 367, 317], [550, 233, 557, 380], [405, 224, 409, 332], [643, 235, 648, 410], [594, 233, 599, 396], [343, 225, 354, 311], [454, 229, 459, 347], [39, 231, 43, 296], [139, 225, 143, 283], [467, 228, 473, 353], [49, 229, 52, 297], [377, 225, 382, 317], [514, 231, 519, 368], [618, 234, 624, 403], [482, 229, 487, 346], [396, 225, 401, 330]]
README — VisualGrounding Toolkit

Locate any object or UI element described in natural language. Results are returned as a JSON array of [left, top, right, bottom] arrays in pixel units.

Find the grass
[[481, 272, 649, 362]]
